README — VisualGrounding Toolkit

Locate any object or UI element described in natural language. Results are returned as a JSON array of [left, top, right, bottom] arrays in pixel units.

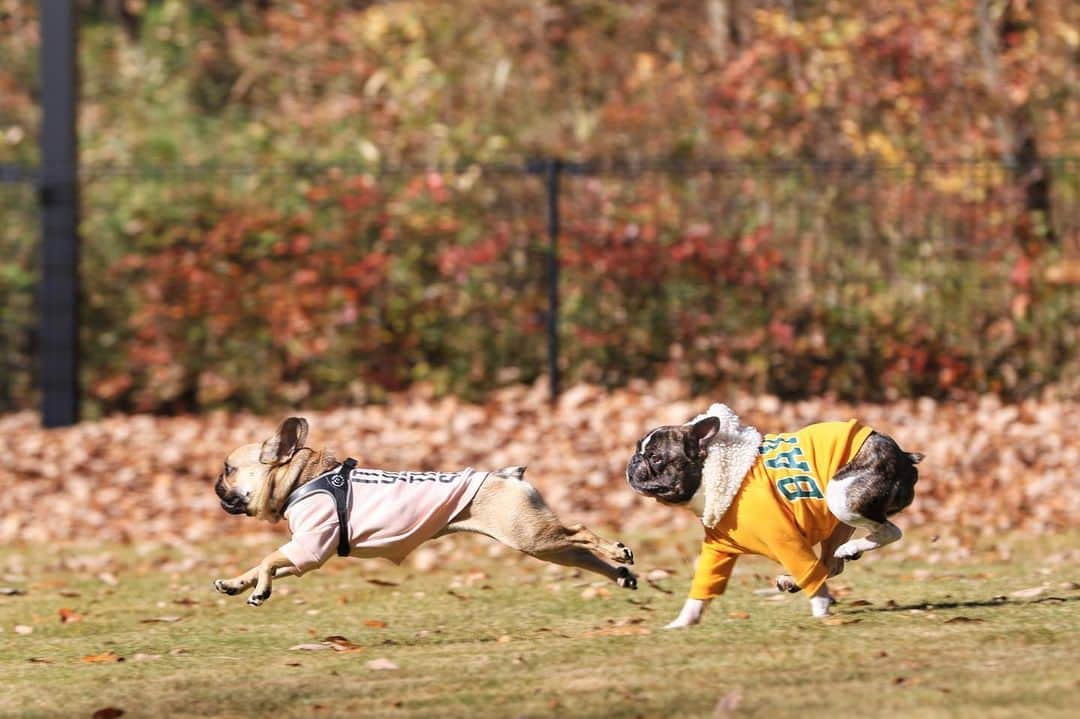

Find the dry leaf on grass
[[81, 652, 123, 663], [365, 657, 399, 671], [583, 625, 652, 637], [728, 611, 750, 619], [91, 708, 125, 719], [14, 625, 33, 635], [0, 587, 25, 596], [714, 688, 742, 717], [365, 578, 399, 587], [581, 586, 611, 600], [324, 635, 364, 652], [58, 608, 83, 623], [1010, 586, 1047, 599], [944, 616, 985, 624], [289, 643, 333, 652], [139, 616, 181, 623], [822, 617, 862, 626], [363, 619, 387, 628]]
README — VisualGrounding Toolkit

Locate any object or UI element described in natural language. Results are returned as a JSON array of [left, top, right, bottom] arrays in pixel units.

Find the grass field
[[1, 528, 1077, 718]]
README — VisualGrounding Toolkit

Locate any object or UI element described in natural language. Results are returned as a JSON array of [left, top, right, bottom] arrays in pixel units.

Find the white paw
[[833, 541, 864, 561], [214, 579, 241, 596], [810, 594, 834, 617], [775, 575, 800, 593]]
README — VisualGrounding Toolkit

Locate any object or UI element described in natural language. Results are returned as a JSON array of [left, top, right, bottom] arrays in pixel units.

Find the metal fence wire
[[1, 157, 1079, 414]]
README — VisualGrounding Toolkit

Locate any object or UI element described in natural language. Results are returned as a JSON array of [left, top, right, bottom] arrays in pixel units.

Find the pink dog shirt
[[279, 467, 488, 574]]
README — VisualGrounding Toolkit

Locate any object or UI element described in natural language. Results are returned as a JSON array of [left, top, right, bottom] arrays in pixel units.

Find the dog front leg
[[810, 583, 834, 617], [820, 523, 856, 577], [665, 598, 710, 629], [245, 551, 296, 606]]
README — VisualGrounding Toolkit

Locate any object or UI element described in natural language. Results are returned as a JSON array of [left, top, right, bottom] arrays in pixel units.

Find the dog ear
[[689, 416, 721, 453], [259, 417, 310, 465]]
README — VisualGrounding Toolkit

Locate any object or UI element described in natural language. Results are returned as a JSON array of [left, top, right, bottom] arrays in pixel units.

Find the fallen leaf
[[822, 617, 862, 626], [81, 652, 123, 663], [324, 635, 364, 652], [944, 616, 985, 624], [97, 573, 118, 586], [0, 587, 25, 596], [1010, 586, 1047, 599], [91, 709, 124, 719], [172, 597, 199, 606], [714, 688, 742, 717], [581, 586, 611, 600], [139, 616, 181, 624], [131, 653, 160, 661], [289, 643, 333, 652], [27, 657, 50, 664], [366, 578, 399, 587], [728, 611, 750, 619], [848, 599, 873, 607], [583, 625, 651, 637], [364, 619, 387, 628], [14, 625, 33, 635], [497, 634, 512, 643], [58, 608, 83, 623], [365, 657, 399, 671]]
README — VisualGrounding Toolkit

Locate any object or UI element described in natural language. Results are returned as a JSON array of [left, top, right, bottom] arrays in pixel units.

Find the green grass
[[1, 529, 1078, 718]]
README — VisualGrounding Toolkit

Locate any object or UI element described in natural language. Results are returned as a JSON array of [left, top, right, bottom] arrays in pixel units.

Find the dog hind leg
[[444, 472, 637, 588]]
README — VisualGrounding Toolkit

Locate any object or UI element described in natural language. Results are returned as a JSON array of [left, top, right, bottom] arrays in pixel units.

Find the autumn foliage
[[0, 1, 1078, 413]]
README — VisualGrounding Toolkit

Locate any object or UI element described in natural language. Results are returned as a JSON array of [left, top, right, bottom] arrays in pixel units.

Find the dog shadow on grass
[[839, 594, 1078, 615]]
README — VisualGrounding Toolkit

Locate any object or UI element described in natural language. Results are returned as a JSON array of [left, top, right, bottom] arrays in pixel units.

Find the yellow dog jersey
[[689, 420, 874, 599]]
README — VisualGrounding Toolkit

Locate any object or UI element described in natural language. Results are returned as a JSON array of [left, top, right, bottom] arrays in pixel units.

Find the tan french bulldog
[[213, 417, 636, 606]]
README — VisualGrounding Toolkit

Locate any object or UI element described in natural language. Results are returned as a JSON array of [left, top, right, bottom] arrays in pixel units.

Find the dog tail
[[494, 466, 527, 481]]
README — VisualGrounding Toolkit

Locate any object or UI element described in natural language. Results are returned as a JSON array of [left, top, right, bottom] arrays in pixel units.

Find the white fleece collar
[[693, 403, 762, 528]]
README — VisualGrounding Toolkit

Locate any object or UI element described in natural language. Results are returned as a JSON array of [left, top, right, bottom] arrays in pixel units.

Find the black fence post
[[39, 1, 80, 427], [544, 158, 562, 404]]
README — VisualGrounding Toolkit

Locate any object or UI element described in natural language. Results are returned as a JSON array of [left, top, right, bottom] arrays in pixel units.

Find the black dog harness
[[281, 458, 358, 557]]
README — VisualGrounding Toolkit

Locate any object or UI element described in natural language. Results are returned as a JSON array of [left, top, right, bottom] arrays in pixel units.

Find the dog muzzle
[[215, 476, 249, 515]]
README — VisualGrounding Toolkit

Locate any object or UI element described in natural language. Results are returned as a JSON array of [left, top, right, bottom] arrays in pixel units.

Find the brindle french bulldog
[[626, 404, 922, 625]]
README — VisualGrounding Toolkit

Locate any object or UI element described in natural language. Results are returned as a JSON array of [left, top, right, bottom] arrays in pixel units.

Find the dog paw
[[810, 595, 835, 617], [775, 575, 800, 593], [247, 588, 271, 606], [833, 542, 864, 561], [613, 542, 635, 565], [214, 579, 242, 596], [616, 567, 638, 590]]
